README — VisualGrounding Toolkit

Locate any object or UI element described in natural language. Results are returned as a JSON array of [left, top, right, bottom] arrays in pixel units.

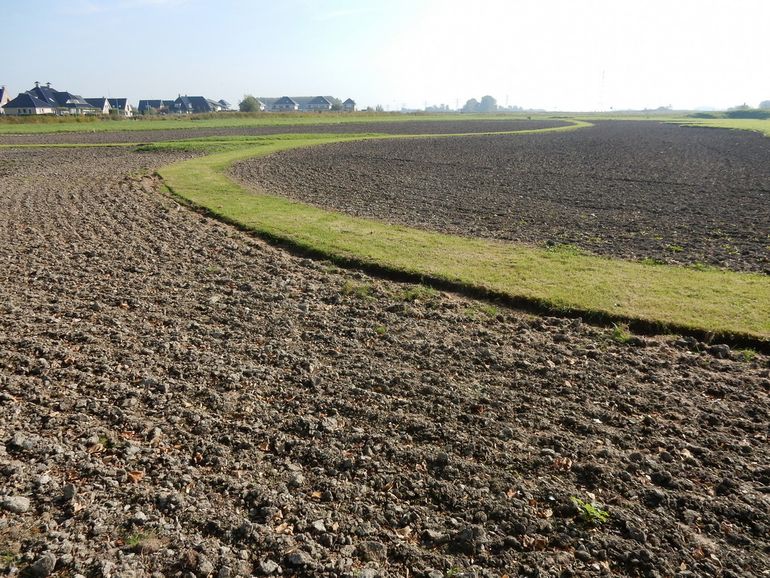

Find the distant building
[[2, 92, 55, 115], [85, 97, 111, 115], [342, 98, 356, 112], [174, 95, 225, 114], [218, 99, 231, 111], [0, 86, 9, 114], [271, 96, 300, 112], [107, 98, 133, 117], [137, 99, 176, 114], [306, 96, 332, 111], [26, 82, 97, 115]]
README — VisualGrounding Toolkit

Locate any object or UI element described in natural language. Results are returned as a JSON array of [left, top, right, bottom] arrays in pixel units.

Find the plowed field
[[233, 121, 770, 273], [0, 144, 769, 577]]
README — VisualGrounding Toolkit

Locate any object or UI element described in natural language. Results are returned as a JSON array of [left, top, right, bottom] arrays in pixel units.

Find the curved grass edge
[[156, 128, 770, 350]]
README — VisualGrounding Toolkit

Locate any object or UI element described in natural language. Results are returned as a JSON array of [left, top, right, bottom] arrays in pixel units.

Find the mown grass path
[[154, 124, 768, 345]]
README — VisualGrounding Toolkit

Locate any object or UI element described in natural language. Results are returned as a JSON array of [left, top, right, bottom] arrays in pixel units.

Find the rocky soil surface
[[0, 119, 568, 145], [232, 121, 770, 273], [0, 146, 769, 578]]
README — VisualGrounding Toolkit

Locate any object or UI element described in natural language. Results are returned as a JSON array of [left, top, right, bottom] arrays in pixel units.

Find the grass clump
[[342, 280, 374, 300], [571, 497, 609, 525], [737, 348, 757, 362], [400, 284, 439, 302], [610, 323, 633, 344]]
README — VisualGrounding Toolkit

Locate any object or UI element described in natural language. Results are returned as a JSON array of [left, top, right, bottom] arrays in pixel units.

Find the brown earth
[[0, 119, 569, 145], [0, 145, 769, 578], [232, 121, 770, 273]]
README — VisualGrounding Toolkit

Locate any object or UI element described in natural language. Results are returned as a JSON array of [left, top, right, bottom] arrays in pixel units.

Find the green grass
[[676, 118, 770, 137], [0, 111, 566, 135], [158, 131, 770, 344]]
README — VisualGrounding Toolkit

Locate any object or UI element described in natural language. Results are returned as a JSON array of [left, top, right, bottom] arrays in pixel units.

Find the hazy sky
[[2, 0, 769, 111]]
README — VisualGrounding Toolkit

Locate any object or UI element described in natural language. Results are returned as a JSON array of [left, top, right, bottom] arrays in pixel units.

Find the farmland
[[233, 121, 770, 274], [1, 119, 769, 577]]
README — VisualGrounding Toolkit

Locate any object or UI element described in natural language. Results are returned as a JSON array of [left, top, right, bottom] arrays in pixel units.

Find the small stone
[[196, 554, 215, 577], [575, 549, 591, 562], [288, 473, 305, 488], [1, 495, 31, 514], [62, 484, 77, 502], [217, 567, 232, 578], [707, 344, 731, 359], [27, 553, 57, 578], [286, 550, 313, 567], [311, 519, 327, 533], [132, 511, 148, 524], [259, 559, 280, 575], [355, 541, 387, 562]]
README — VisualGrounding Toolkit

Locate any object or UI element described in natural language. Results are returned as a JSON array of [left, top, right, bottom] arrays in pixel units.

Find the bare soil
[[232, 121, 770, 273], [0, 119, 569, 145], [1, 146, 769, 578]]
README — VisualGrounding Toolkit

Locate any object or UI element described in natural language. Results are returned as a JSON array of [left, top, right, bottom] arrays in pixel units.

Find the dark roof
[[0, 87, 7, 103], [107, 98, 129, 108], [218, 99, 231, 108], [85, 98, 109, 108], [138, 99, 174, 111], [4, 92, 52, 109], [174, 96, 221, 113], [308, 96, 332, 106], [274, 96, 299, 106], [343, 98, 355, 105]]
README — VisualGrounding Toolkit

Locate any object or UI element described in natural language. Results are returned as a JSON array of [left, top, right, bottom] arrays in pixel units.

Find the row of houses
[[0, 82, 133, 116], [0, 82, 357, 116], [137, 95, 231, 114], [253, 96, 356, 112]]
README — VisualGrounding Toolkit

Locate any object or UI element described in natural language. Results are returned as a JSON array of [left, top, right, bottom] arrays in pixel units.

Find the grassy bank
[[158, 131, 770, 344], [0, 111, 561, 135]]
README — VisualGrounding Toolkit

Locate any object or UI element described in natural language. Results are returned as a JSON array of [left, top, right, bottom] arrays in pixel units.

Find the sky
[[2, 0, 769, 112]]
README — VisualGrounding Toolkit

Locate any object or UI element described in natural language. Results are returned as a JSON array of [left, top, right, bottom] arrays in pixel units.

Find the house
[[107, 98, 133, 117], [174, 95, 225, 114], [218, 99, 231, 111], [137, 99, 175, 114], [343, 98, 356, 112], [26, 82, 97, 115], [85, 97, 111, 115], [2, 92, 55, 115], [271, 96, 299, 112], [306, 96, 332, 111], [0, 86, 9, 114]]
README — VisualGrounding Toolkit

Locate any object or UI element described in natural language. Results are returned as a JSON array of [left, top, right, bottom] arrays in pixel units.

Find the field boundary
[[157, 127, 769, 349]]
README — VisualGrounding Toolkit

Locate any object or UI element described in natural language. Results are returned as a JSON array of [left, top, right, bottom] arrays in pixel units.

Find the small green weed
[[341, 280, 374, 300], [610, 323, 633, 344], [0, 551, 18, 567], [640, 257, 665, 266], [571, 496, 609, 525], [374, 325, 388, 335], [400, 284, 439, 302], [665, 244, 684, 253], [737, 348, 757, 362]]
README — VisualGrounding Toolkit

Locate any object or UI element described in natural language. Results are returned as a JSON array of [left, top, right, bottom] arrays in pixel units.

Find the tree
[[479, 95, 498, 113], [462, 98, 480, 113], [759, 100, 770, 110], [375, 104, 384, 112], [329, 97, 343, 111], [239, 95, 262, 113]]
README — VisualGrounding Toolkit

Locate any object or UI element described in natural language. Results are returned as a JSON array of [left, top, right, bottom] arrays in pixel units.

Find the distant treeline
[[690, 109, 770, 120]]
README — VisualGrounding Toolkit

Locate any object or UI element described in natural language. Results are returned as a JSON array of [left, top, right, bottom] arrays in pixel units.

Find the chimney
[[35, 81, 40, 87], [46, 82, 51, 88]]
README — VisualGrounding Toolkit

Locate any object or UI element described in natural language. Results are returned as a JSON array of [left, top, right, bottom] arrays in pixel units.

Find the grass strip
[[0, 112, 571, 135], [158, 130, 768, 346]]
